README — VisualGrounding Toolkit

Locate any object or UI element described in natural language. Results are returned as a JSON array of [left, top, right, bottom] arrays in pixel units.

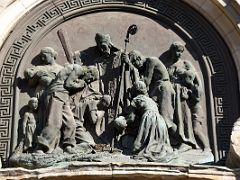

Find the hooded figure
[[93, 33, 137, 143]]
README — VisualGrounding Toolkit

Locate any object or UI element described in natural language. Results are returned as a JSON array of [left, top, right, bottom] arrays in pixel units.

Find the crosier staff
[[115, 24, 138, 116], [111, 25, 138, 152]]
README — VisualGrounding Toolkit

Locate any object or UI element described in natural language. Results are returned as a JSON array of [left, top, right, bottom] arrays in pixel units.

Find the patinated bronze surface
[[0, 0, 239, 168], [10, 34, 214, 168]]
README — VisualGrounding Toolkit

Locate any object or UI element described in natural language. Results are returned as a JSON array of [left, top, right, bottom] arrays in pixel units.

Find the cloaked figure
[[166, 41, 210, 152], [115, 81, 176, 162]]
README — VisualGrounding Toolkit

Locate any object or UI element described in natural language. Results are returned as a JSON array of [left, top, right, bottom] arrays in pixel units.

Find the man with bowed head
[[36, 60, 98, 153], [122, 50, 177, 134]]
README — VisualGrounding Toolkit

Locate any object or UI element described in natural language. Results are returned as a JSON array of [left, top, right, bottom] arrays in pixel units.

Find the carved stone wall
[[1, 162, 239, 179], [0, 0, 239, 167]]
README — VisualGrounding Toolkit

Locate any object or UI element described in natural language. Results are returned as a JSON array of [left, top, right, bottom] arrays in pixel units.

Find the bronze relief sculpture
[[10, 25, 214, 168]]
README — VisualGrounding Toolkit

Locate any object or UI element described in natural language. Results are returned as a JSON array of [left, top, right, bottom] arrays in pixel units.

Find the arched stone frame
[[0, 0, 239, 80], [0, 0, 239, 166]]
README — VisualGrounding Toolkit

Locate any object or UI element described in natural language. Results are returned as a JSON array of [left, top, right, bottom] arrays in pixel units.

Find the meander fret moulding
[[0, 0, 239, 168]]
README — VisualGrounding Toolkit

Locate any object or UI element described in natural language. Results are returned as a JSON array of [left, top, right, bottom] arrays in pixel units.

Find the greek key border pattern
[[0, 0, 235, 163]]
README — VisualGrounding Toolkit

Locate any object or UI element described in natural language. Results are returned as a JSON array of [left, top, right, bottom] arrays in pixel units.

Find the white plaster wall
[[0, 0, 15, 12]]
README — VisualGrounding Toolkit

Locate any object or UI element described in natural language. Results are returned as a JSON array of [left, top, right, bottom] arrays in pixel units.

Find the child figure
[[23, 97, 38, 152]]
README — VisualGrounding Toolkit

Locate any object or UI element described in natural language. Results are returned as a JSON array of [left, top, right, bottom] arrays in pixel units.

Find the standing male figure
[[92, 33, 123, 143], [94, 33, 122, 108], [24, 47, 63, 98], [24, 47, 63, 133], [37, 64, 87, 153], [124, 50, 177, 133], [94, 33, 137, 117]]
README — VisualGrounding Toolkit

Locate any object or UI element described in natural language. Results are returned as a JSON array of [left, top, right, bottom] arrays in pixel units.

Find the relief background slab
[[0, 0, 238, 166]]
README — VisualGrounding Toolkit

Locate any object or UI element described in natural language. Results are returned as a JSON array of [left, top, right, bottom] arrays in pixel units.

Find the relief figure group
[[17, 31, 211, 164]]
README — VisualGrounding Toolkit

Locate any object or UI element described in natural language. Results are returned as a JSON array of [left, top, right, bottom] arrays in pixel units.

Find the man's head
[[131, 81, 148, 97], [95, 33, 113, 56], [99, 95, 111, 108], [24, 68, 37, 79], [28, 97, 38, 111], [182, 70, 196, 87], [129, 50, 145, 68], [169, 41, 184, 61], [114, 116, 127, 132], [40, 47, 58, 65], [83, 66, 99, 84]]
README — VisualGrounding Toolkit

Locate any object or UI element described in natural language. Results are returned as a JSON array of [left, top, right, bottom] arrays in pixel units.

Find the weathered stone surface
[[0, 1, 239, 176], [0, 163, 239, 180], [226, 118, 240, 168]]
